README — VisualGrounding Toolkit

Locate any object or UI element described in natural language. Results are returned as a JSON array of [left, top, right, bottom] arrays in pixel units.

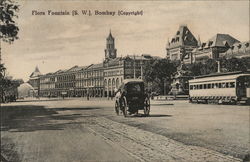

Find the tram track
[[87, 116, 242, 162]]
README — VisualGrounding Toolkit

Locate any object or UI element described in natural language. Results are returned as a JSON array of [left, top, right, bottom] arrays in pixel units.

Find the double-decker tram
[[189, 71, 250, 105]]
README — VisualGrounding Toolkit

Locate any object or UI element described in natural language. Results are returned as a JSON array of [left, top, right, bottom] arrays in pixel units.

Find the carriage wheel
[[115, 101, 119, 115], [121, 97, 128, 117], [144, 97, 150, 116]]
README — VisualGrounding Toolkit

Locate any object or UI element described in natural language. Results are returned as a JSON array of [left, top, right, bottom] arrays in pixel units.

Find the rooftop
[[167, 25, 198, 49], [29, 66, 42, 78], [197, 34, 240, 50]]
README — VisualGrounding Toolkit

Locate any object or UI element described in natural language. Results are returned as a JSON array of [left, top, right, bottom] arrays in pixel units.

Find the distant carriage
[[189, 71, 250, 105]]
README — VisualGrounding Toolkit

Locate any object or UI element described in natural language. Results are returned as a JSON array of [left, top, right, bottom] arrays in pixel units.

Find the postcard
[[1, 0, 249, 161]]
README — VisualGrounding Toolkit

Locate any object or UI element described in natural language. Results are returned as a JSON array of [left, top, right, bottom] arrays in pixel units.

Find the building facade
[[220, 41, 250, 59], [35, 31, 156, 98], [103, 54, 156, 97], [28, 66, 42, 97], [192, 34, 240, 62], [166, 25, 198, 64]]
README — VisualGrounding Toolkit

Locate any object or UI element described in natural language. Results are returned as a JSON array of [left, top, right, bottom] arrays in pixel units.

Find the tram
[[189, 71, 250, 105]]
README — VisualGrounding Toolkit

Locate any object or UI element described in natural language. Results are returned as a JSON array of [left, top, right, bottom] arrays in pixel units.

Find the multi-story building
[[35, 31, 157, 98], [166, 25, 198, 64], [103, 54, 156, 97], [220, 41, 250, 59], [39, 72, 56, 97], [40, 66, 80, 97], [192, 34, 240, 62], [28, 66, 42, 97], [83, 63, 104, 97]]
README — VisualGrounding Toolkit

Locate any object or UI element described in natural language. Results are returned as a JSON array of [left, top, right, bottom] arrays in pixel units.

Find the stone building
[[37, 31, 157, 98], [40, 66, 79, 97], [82, 63, 104, 97], [220, 41, 250, 59], [103, 54, 156, 97], [28, 66, 42, 97], [166, 25, 198, 64], [193, 34, 240, 62], [39, 72, 56, 97]]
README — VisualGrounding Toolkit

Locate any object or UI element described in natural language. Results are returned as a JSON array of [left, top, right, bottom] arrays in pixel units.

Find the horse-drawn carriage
[[114, 79, 150, 117]]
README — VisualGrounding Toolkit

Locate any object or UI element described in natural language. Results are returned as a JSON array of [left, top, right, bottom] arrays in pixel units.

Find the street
[[1, 98, 249, 162]]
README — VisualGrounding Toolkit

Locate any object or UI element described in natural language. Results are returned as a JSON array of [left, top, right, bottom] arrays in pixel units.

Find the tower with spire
[[28, 66, 42, 97], [105, 30, 117, 60]]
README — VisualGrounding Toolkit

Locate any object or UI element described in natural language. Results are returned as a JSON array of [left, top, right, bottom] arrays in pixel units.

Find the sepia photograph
[[0, 0, 249, 161]]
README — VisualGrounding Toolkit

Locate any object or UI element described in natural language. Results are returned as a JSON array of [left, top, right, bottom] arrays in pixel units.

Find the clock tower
[[105, 30, 117, 60]]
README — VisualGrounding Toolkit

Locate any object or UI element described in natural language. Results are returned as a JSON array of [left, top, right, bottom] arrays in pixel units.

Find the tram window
[[229, 82, 235, 88], [225, 83, 229, 88], [199, 84, 202, 89], [207, 84, 211, 89], [212, 83, 215, 88], [190, 85, 193, 90], [204, 84, 207, 89], [215, 83, 218, 88], [218, 83, 222, 88]]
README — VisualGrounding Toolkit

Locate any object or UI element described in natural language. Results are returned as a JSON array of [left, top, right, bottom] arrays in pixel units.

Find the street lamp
[[140, 58, 143, 80]]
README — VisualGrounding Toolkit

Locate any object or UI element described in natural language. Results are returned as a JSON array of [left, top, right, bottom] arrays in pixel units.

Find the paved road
[[1, 98, 249, 162]]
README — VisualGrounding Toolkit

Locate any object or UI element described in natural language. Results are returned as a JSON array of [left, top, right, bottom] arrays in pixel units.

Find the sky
[[2, 0, 249, 81]]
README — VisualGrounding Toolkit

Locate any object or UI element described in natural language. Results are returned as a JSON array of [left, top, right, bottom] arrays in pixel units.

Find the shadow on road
[[16, 98, 63, 102], [151, 103, 174, 106], [50, 107, 101, 111], [127, 113, 172, 118], [0, 105, 99, 132], [148, 114, 172, 117]]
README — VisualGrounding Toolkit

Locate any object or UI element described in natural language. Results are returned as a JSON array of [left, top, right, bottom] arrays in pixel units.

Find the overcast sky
[[2, 0, 249, 81]]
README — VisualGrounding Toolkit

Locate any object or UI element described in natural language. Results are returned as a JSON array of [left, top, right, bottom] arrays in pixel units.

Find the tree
[[144, 58, 178, 94], [219, 57, 250, 72], [0, 63, 6, 78], [187, 59, 218, 76], [0, 0, 19, 43], [187, 57, 250, 77], [0, 0, 19, 102]]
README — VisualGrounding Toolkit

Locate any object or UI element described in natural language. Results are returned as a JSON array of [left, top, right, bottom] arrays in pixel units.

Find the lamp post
[[140, 58, 143, 80], [164, 78, 167, 95], [133, 54, 136, 79]]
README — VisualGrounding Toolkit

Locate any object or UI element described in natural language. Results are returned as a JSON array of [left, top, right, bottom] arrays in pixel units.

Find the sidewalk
[[15, 97, 114, 102]]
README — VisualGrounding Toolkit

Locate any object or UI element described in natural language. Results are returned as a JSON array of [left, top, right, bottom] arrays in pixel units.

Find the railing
[[153, 95, 189, 100]]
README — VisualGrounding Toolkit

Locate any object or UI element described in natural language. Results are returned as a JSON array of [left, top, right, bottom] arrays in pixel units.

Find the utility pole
[[140, 56, 143, 80], [0, 35, 2, 65], [164, 78, 166, 95], [133, 54, 136, 79]]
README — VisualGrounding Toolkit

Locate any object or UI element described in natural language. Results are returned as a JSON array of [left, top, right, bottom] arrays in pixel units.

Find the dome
[[18, 83, 35, 98]]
